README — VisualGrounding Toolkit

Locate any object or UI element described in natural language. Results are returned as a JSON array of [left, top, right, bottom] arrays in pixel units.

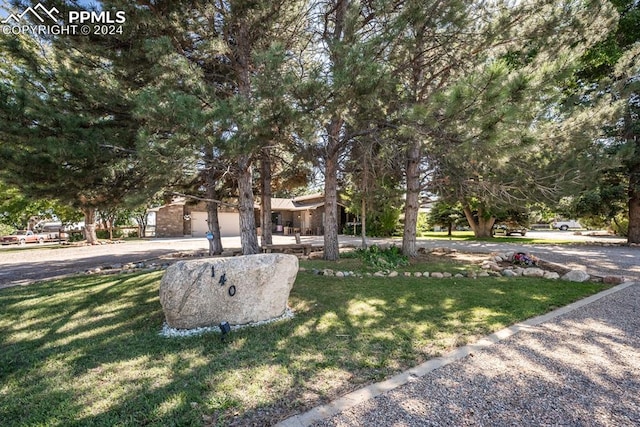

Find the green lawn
[[0, 260, 606, 426], [416, 231, 579, 244]]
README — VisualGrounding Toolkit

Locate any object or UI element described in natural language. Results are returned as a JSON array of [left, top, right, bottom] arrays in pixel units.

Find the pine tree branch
[[169, 192, 238, 208]]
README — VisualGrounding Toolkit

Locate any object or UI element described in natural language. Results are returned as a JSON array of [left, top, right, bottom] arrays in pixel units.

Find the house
[[148, 193, 348, 238]]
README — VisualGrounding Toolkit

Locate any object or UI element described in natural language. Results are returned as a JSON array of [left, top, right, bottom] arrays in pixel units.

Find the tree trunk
[[260, 148, 273, 246], [206, 202, 223, 255], [628, 169, 640, 244], [323, 118, 341, 261], [402, 140, 421, 257], [205, 193, 223, 256], [82, 207, 98, 244], [361, 196, 367, 249], [361, 155, 368, 249], [204, 150, 223, 255], [108, 218, 114, 240], [135, 214, 147, 238], [237, 154, 260, 255], [462, 203, 495, 238]]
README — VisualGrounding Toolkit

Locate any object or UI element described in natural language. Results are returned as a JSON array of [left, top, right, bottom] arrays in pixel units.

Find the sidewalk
[[278, 281, 640, 426]]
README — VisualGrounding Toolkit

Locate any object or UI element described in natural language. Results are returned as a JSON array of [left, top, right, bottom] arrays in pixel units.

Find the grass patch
[[417, 231, 580, 244], [0, 262, 606, 426]]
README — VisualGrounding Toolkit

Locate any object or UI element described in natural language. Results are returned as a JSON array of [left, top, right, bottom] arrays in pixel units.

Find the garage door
[[190, 211, 240, 237]]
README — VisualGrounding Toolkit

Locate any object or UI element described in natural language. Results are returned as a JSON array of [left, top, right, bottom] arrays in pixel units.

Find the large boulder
[[160, 254, 298, 329], [522, 268, 545, 277], [561, 269, 591, 282]]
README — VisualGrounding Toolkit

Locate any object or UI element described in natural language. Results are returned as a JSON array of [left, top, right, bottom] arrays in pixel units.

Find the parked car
[[1, 230, 44, 245], [493, 223, 527, 236], [552, 220, 582, 231], [1, 228, 68, 245]]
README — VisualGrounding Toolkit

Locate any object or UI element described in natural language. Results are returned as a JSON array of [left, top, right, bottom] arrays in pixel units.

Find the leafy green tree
[[0, 181, 81, 230], [427, 201, 464, 236], [343, 131, 404, 246]]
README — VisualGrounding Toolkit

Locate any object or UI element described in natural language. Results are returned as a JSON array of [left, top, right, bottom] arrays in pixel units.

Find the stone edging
[[304, 248, 627, 285]]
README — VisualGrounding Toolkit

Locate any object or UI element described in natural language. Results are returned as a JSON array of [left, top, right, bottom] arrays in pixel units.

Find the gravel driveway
[[279, 282, 640, 427]]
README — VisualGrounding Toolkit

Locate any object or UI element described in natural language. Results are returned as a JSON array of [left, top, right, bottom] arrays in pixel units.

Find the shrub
[[0, 223, 14, 236], [356, 245, 409, 270], [96, 229, 124, 239], [611, 215, 629, 237]]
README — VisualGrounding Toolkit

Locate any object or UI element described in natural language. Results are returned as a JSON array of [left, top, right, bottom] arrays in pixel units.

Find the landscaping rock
[[159, 254, 298, 329], [414, 272, 422, 277], [603, 275, 625, 285], [442, 272, 452, 278], [454, 273, 464, 278], [423, 272, 430, 277], [543, 271, 560, 280], [388, 271, 399, 278], [522, 268, 545, 278], [502, 269, 518, 277], [335, 271, 344, 278], [431, 272, 444, 278], [561, 269, 591, 282]]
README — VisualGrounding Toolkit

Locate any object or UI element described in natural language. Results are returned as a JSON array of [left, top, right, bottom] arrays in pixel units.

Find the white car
[[552, 220, 582, 231]]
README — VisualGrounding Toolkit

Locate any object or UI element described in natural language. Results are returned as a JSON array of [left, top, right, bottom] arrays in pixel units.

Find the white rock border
[[305, 248, 625, 284], [160, 307, 295, 338]]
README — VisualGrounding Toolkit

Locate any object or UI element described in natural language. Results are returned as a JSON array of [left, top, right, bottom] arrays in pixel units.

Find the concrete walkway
[[277, 281, 640, 426]]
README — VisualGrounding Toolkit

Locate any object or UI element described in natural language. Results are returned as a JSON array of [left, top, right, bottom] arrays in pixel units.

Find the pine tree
[[304, 0, 398, 260], [386, 0, 616, 247], [0, 26, 152, 244], [562, 0, 640, 243]]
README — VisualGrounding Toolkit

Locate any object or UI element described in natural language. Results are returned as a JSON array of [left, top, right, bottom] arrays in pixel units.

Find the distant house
[[148, 193, 348, 238]]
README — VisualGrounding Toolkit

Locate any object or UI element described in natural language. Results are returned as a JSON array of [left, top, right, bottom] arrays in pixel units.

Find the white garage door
[[190, 211, 240, 237]]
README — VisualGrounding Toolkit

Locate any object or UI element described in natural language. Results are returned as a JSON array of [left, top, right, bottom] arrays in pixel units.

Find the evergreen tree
[[304, 0, 398, 260], [0, 25, 152, 244], [563, 0, 640, 243], [387, 0, 616, 247]]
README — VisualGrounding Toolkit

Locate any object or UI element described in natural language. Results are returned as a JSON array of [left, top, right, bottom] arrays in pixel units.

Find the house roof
[[271, 197, 326, 211], [292, 193, 324, 202], [151, 193, 344, 213]]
